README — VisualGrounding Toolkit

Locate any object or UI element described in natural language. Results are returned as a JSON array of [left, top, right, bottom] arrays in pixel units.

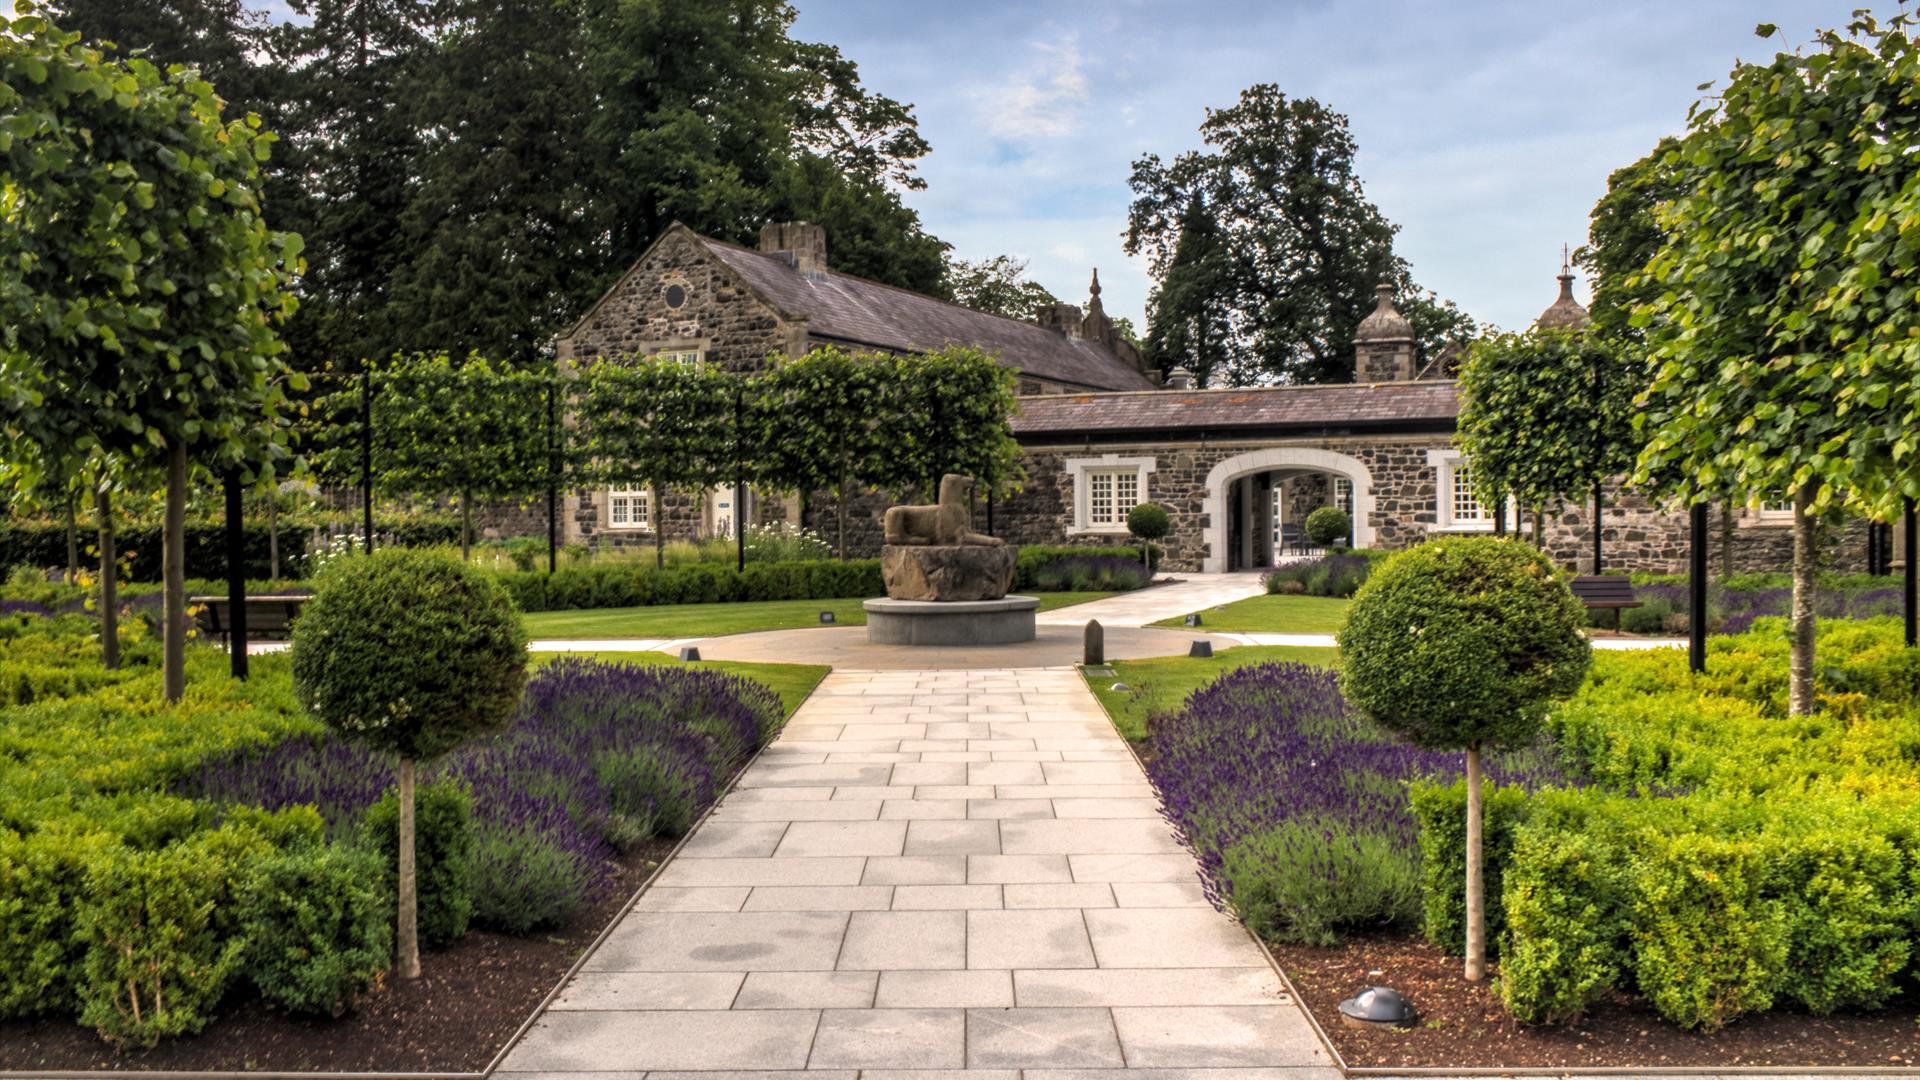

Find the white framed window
[[607, 488, 651, 530], [653, 348, 703, 368], [1751, 499, 1795, 525], [1066, 455, 1157, 534], [1426, 449, 1493, 532], [1334, 477, 1354, 516]]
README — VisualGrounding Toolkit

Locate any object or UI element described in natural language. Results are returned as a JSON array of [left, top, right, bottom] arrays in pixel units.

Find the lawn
[[523, 591, 1116, 640], [1150, 593, 1351, 634], [1085, 644, 1341, 743], [532, 649, 827, 718]]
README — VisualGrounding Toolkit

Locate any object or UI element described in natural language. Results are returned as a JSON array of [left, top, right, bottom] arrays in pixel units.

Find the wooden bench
[[190, 594, 310, 644], [1569, 576, 1643, 612]]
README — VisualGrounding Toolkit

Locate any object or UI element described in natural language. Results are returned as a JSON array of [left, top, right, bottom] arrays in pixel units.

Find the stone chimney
[[758, 221, 828, 279], [1035, 302, 1084, 338], [1352, 283, 1415, 382], [1165, 366, 1196, 390]]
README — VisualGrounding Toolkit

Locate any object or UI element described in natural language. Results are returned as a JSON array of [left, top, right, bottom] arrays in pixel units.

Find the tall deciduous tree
[[1127, 85, 1413, 385], [1457, 330, 1644, 565], [1574, 137, 1686, 343], [1635, 15, 1920, 715], [943, 255, 1061, 321], [0, 7, 303, 701], [881, 347, 1024, 505]]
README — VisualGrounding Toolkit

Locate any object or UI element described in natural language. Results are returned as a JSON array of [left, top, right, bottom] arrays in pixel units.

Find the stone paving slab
[[498, 667, 1329, 1075]]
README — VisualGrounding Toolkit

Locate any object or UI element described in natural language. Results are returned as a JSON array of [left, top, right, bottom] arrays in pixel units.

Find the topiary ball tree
[[1337, 536, 1590, 982], [1305, 505, 1351, 549], [290, 549, 527, 979], [1127, 502, 1171, 572]]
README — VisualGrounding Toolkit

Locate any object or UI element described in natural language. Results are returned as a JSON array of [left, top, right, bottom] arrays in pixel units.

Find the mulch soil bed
[[0, 837, 675, 1075], [1273, 932, 1920, 1071]]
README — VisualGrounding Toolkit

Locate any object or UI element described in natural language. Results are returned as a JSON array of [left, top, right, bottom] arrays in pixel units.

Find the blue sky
[[790, 0, 1872, 331]]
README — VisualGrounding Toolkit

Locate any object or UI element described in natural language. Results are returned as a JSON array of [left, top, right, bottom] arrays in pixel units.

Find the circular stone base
[[863, 595, 1039, 646]]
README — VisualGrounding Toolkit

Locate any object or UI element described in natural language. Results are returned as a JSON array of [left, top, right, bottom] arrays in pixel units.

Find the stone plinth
[[881, 544, 1016, 601], [864, 596, 1039, 646]]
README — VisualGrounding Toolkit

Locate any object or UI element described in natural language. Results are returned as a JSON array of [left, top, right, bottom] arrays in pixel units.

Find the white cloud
[[972, 33, 1091, 142]]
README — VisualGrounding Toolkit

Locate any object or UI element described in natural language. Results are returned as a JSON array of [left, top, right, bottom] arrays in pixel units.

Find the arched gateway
[[1201, 447, 1376, 572]]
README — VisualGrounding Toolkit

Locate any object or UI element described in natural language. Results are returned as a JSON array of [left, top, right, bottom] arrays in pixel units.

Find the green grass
[[531, 650, 827, 718], [1085, 645, 1341, 744], [1150, 594, 1351, 634], [522, 592, 1117, 640]]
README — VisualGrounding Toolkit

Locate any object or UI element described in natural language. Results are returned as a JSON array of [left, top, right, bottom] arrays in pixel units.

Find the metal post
[[1493, 500, 1506, 537], [735, 386, 746, 572], [986, 490, 995, 537], [1905, 498, 1916, 648], [1689, 501, 1709, 673], [1592, 481, 1604, 574], [361, 363, 374, 554], [547, 378, 559, 575], [224, 469, 248, 680]]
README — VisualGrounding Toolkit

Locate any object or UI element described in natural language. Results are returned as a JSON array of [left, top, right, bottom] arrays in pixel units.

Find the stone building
[[557, 221, 1877, 574]]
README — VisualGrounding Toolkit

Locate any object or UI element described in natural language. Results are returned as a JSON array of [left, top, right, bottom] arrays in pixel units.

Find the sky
[[788, 0, 1877, 332]]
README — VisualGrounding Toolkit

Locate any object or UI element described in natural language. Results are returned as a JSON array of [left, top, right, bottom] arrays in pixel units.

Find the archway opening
[[1203, 447, 1375, 573]]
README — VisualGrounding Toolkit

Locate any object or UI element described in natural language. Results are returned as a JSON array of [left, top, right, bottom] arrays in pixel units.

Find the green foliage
[[881, 347, 1024, 501], [466, 821, 598, 935], [74, 820, 278, 1046], [1219, 816, 1421, 946], [498, 558, 883, 613], [1015, 543, 1161, 587], [1574, 136, 1686, 341], [1126, 502, 1171, 542], [1407, 780, 1533, 956], [1126, 84, 1469, 384], [1632, 15, 1920, 522], [1496, 823, 1629, 1024], [1262, 551, 1381, 598], [943, 254, 1060, 320], [1338, 537, 1591, 752], [751, 347, 892, 557], [0, 3, 303, 489], [1, 520, 310, 581], [361, 781, 473, 949], [0, 827, 118, 1019], [1456, 329, 1643, 513], [291, 549, 526, 761], [239, 841, 392, 1016], [1303, 506, 1350, 548]]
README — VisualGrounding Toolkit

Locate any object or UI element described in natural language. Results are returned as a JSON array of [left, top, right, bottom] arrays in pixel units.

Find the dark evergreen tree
[[1143, 192, 1234, 385], [771, 153, 949, 296]]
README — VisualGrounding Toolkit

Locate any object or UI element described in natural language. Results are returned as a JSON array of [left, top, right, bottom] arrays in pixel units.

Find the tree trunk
[[96, 484, 119, 670], [268, 492, 280, 581], [1530, 507, 1544, 549], [1788, 485, 1817, 716], [1720, 502, 1735, 580], [1464, 745, 1486, 982], [837, 441, 850, 561], [652, 485, 665, 569], [396, 757, 421, 979], [163, 441, 187, 703], [459, 489, 472, 562], [64, 494, 79, 584]]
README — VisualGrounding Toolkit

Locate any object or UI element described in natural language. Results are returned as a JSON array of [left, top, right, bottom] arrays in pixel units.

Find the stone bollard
[[1084, 620, 1104, 666]]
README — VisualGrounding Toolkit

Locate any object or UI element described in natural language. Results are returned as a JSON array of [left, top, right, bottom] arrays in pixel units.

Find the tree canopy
[[1127, 85, 1469, 385], [1574, 137, 1686, 341], [944, 255, 1062, 321]]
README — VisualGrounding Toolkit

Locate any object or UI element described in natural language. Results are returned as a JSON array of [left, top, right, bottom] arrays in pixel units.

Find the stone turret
[[759, 221, 828, 279], [1353, 283, 1415, 382], [1536, 251, 1592, 330]]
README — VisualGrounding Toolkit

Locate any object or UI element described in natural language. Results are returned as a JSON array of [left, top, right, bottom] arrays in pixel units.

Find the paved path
[[498, 667, 1336, 1079], [1037, 572, 1269, 629]]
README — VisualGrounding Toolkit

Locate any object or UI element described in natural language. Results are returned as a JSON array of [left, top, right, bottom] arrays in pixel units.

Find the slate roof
[[697, 236, 1158, 393], [1011, 381, 1461, 439]]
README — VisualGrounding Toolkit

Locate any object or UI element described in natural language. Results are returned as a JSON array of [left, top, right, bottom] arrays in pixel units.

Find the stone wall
[[558, 229, 800, 371]]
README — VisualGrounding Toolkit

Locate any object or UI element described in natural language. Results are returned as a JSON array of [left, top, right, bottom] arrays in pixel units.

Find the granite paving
[[497, 667, 1331, 1076]]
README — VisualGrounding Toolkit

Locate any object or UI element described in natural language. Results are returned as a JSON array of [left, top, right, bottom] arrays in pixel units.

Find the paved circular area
[[692, 623, 1244, 670]]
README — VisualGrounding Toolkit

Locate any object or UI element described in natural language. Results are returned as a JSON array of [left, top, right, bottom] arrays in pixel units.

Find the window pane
[[1089, 472, 1113, 525], [1115, 471, 1139, 513], [1453, 465, 1486, 521]]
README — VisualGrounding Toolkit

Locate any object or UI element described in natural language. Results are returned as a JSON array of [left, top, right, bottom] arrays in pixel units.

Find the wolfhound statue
[[883, 474, 1003, 547]]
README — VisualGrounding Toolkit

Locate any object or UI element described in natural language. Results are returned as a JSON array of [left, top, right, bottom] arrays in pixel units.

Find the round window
[[664, 283, 688, 309]]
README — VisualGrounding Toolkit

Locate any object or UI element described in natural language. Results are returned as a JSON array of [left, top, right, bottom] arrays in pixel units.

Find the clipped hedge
[[497, 558, 885, 612], [1445, 620, 1920, 1031], [0, 516, 467, 583], [1015, 542, 1160, 589]]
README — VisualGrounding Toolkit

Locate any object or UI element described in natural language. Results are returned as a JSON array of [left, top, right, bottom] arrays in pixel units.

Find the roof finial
[[1560, 243, 1571, 276], [1089, 267, 1102, 298]]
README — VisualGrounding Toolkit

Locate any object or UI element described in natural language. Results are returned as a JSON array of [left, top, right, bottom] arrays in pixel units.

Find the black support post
[[1689, 501, 1709, 673], [1905, 498, 1917, 648], [224, 469, 248, 680], [1592, 481, 1604, 574], [1493, 500, 1506, 537], [547, 379, 559, 575], [361, 363, 374, 554], [735, 386, 746, 572]]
